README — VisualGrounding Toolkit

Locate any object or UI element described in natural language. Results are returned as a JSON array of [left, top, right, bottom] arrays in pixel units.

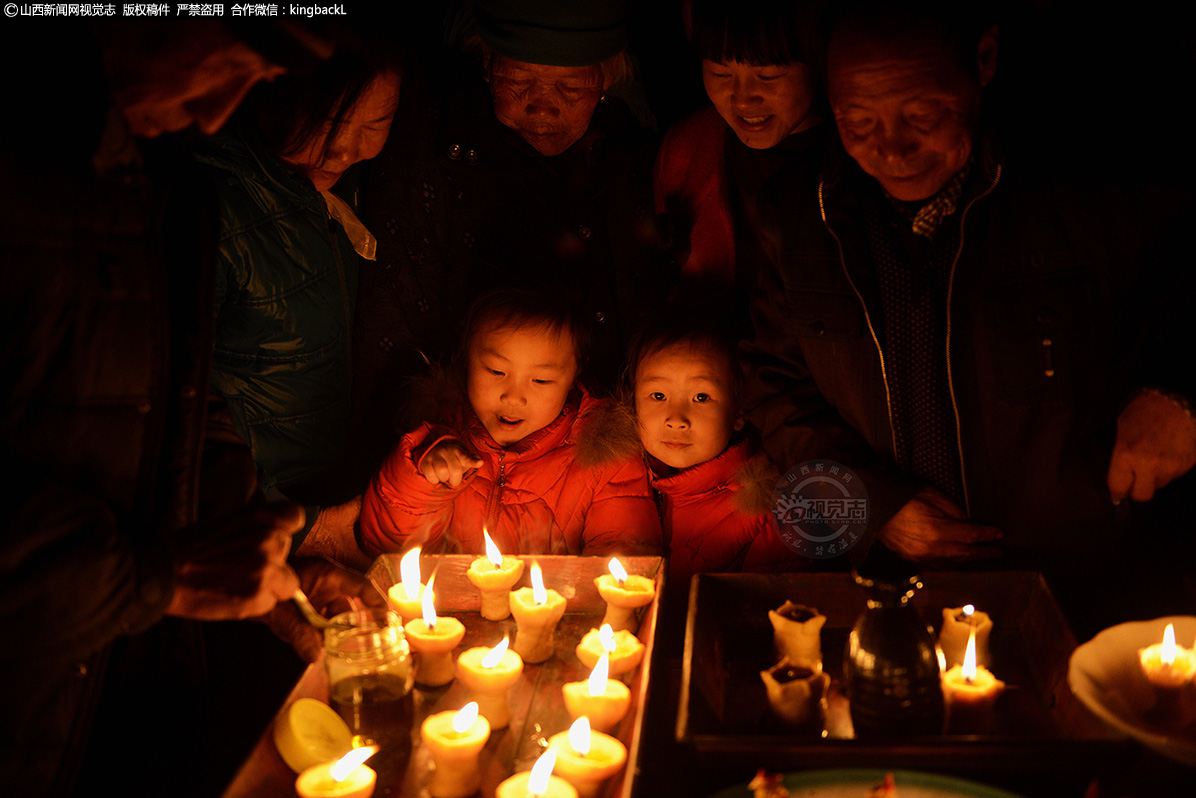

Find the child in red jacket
[[361, 289, 662, 558], [631, 313, 807, 586]]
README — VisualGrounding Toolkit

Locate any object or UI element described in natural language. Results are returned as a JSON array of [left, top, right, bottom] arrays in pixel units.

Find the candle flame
[[400, 547, 422, 601], [936, 647, 946, 673], [962, 604, 975, 619], [330, 745, 377, 781], [1162, 623, 1177, 666], [481, 635, 509, 669], [484, 529, 503, 568], [452, 702, 479, 734], [599, 623, 616, 653], [608, 557, 628, 584], [567, 716, 591, 756], [531, 562, 547, 606], [588, 653, 609, 695], [962, 625, 978, 681], [421, 572, 437, 629], [527, 749, 557, 797]]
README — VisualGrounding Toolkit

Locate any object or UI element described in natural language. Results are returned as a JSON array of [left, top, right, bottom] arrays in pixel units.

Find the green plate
[[709, 769, 1027, 798]]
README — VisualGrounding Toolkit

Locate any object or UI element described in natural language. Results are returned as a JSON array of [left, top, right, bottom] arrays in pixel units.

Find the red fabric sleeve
[[359, 423, 468, 556], [579, 456, 663, 557]]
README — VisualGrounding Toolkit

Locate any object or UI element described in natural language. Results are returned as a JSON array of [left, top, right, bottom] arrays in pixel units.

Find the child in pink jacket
[[361, 289, 662, 558]]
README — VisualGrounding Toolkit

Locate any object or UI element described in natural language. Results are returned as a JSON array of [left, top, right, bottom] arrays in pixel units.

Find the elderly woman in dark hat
[[351, 0, 668, 468]]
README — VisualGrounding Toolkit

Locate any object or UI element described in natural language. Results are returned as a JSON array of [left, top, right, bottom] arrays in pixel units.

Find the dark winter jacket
[[361, 389, 663, 558], [193, 121, 360, 507], [742, 139, 1194, 560]]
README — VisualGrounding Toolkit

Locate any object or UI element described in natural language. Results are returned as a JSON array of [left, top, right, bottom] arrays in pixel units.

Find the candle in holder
[[576, 623, 644, 678], [768, 601, 825, 668], [467, 529, 525, 620], [495, 749, 579, 798], [941, 626, 1004, 734], [938, 604, 993, 668], [456, 634, 524, 729], [386, 546, 426, 623], [510, 562, 567, 663], [759, 658, 830, 732], [1138, 622, 1196, 725], [593, 557, 655, 632], [562, 652, 631, 732], [547, 717, 628, 798], [404, 574, 466, 686], [420, 702, 491, 798], [295, 745, 378, 798]]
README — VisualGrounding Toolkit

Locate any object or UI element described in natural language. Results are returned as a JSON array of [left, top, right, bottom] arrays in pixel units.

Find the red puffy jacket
[[361, 390, 663, 558], [653, 437, 809, 586]]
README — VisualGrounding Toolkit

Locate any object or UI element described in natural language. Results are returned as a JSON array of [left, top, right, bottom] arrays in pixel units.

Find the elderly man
[[741, 2, 1195, 593]]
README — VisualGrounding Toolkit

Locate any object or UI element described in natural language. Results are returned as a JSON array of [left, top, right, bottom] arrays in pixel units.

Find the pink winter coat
[[361, 390, 663, 558], [652, 437, 809, 586]]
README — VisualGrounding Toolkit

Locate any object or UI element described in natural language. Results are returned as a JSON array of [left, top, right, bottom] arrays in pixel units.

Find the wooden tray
[[222, 554, 663, 798], [676, 571, 1132, 780]]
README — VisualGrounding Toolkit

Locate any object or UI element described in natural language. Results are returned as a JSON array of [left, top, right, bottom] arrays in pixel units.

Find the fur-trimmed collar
[[651, 436, 779, 516]]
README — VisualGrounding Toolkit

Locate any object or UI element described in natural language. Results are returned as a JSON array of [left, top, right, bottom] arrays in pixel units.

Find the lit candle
[[386, 547, 426, 623], [404, 573, 466, 686], [562, 652, 631, 733], [1138, 622, 1196, 724], [420, 702, 491, 798], [509, 562, 567, 663], [593, 557, 655, 632], [467, 529, 526, 620], [295, 745, 378, 798], [546, 717, 628, 798], [456, 634, 524, 729], [759, 658, 830, 732], [768, 601, 825, 668], [941, 626, 1004, 734], [495, 749, 579, 798], [575, 624, 644, 678], [938, 604, 993, 669]]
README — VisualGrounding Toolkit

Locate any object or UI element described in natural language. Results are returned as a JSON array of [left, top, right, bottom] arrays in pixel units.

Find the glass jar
[[843, 569, 944, 737], [324, 608, 415, 752]]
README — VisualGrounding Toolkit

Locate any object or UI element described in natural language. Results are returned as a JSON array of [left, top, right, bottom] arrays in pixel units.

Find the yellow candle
[[546, 718, 627, 798], [420, 703, 491, 798], [593, 558, 655, 632], [386, 546, 426, 623], [295, 746, 378, 798], [404, 575, 466, 686], [768, 601, 825, 668], [467, 530, 525, 620], [1138, 622, 1196, 724], [575, 624, 643, 678], [562, 652, 631, 732], [941, 629, 1004, 734], [509, 562, 567, 663], [456, 635, 524, 729], [759, 658, 829, 731], [939, 604, 993, 668], [495, 750, 579, 798]]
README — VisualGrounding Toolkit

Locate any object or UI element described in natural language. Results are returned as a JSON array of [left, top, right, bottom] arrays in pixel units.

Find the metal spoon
[[292, 587, 355, 630]]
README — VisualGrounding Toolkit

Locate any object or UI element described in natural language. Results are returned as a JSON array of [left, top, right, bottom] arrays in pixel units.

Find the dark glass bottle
[[843, 569, 944, 737]]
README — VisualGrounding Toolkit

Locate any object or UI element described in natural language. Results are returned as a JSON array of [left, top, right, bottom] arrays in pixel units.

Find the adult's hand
[[1107, 389, 1196, 504], [419, 439, 482, 487], [877, 487, 1003, 562], [263, 558, 387, 663], [167, 500, 303, 621], [295, 495, 372, 571]]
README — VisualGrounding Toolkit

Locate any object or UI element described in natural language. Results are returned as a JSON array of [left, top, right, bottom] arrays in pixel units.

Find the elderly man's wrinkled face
[[490, 55, 605, 157], [828, 28, 995, 201]]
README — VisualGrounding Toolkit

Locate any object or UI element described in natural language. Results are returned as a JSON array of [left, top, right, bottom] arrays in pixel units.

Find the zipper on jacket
[[485, 451, 507, 530], [326, 212, 354, 362], [819, 181, 899, 463], [944, 164, 1002, 516]]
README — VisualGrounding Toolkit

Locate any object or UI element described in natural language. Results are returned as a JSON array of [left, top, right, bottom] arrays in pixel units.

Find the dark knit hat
[[475, 0, 628, 67]]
